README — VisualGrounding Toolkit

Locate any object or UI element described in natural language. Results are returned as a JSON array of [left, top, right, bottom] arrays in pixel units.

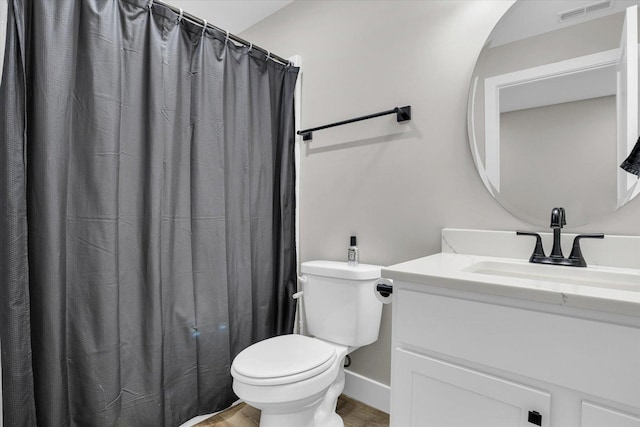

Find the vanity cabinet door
[[391, 348, 551, 427], [581, 402, 640, 427]]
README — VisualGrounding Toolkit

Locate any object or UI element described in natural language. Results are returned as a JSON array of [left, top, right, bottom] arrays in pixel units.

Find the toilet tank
[[300, 260, 383, 348]]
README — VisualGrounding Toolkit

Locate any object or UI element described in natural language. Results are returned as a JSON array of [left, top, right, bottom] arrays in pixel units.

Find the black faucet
[[549, 207, 566, 260], [517, 207, 604, 267]]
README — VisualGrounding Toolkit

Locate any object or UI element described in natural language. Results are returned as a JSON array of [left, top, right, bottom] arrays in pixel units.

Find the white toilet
[[230, 260, 384, 427]]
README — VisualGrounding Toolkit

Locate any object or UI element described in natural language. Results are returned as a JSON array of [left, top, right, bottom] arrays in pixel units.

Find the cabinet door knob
[[528, 410, 542, 426]]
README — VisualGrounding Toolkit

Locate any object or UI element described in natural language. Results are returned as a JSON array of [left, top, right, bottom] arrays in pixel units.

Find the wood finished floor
[[195, 395, 389, 427]]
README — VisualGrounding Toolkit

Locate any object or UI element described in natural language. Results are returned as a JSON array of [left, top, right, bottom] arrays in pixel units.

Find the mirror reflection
[[468, 0, 640, 227]]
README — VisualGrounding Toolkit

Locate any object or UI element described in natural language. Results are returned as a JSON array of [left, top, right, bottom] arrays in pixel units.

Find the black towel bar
[[297, 106, 411, 141]]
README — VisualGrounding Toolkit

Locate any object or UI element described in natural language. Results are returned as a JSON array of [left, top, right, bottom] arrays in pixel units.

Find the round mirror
[[468, 0, 640, 227]]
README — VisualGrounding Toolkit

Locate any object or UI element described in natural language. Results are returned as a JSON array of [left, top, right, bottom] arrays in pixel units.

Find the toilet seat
[[231, 335, 337, 386]]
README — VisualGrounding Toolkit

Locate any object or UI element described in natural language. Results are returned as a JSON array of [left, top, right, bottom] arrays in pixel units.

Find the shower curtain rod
[[146, 0, 292, 66]]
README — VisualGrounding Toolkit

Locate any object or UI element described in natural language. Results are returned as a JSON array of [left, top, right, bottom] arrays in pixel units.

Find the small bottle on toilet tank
[[348, 235, 359, 267]]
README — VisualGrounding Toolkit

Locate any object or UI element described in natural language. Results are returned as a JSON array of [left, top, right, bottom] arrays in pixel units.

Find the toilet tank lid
[[301, 260, 383, 280]]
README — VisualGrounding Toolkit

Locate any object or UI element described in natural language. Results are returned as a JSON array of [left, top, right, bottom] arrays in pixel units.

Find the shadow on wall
[[304, 118, 420, 155]]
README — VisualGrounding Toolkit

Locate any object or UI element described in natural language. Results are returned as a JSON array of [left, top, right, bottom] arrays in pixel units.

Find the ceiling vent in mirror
[[558, 1, 612, 23]]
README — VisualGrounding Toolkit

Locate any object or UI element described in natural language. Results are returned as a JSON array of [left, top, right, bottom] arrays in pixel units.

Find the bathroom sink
[[464, 260, 640, 292]]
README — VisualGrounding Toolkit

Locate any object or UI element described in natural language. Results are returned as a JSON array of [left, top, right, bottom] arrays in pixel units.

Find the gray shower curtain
[[0, 0, 299, 425]]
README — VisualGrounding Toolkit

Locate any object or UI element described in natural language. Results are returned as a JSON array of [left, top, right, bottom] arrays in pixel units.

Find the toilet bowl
[[230, 260, 384, 427]]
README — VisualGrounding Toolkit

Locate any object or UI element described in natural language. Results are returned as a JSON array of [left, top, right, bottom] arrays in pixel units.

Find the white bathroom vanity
[[383, 229, 640, 427]]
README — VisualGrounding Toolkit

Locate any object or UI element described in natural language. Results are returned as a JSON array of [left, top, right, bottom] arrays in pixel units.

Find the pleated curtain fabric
[[620, 135, 640, 177], [0, 0, 299, 425]]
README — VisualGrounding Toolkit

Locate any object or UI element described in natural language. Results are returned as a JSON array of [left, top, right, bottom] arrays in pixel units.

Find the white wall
[[241, 0, 640, 387], [163, 0, 293, 34]]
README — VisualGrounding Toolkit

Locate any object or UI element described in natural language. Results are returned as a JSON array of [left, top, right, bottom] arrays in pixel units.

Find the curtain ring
[[177, 8, 183, 22], [201, 19, 207, 37], [225, 30, 230, 45], [248, 42, 253, 53], [148, 0, 153, 10], [266, 51, 271, 62]]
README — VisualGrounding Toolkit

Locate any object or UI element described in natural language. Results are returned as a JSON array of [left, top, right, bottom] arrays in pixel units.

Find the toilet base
[[314, 365, 345, 427], [254, 363, 347, 427], [258, 399, 322, 427]]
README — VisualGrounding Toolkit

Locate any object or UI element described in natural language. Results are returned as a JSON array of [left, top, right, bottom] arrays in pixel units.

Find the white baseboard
[[343, 369, 390, 414]]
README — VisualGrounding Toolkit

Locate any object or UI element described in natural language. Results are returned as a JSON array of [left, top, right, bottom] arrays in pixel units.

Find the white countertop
[[383, 252, 640, 318]]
